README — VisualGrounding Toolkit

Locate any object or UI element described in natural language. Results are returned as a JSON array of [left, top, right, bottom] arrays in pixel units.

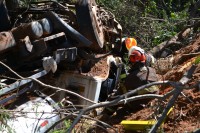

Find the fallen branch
[[149, 64, 197, 133], [174, 52, 200, 66], [44, 113, 117, 133], [150, 21, 200, 58], [182, 52, 200, 58], [67, 81, 172, 132], [0, 61, 96, 104], [68, 70, 199, 132], [1, 57, 198, 132]]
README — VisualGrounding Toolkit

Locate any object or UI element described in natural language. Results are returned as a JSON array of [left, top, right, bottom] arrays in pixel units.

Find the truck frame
[[0, 0, 122, 132]]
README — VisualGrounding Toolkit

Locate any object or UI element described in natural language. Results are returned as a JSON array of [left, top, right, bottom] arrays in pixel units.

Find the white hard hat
[[128, 46, 145, 57]]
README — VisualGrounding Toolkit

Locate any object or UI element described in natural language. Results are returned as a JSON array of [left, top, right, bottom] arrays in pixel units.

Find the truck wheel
[[76, 0, 105, 51]]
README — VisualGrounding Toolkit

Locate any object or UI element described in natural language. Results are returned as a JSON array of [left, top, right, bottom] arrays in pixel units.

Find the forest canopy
[[97, 0, 200, 49]]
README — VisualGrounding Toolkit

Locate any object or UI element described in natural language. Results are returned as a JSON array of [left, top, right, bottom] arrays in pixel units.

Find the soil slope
[[101, 35, 200, 133]]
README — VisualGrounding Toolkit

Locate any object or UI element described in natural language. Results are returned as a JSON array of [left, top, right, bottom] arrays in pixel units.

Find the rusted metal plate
[[32, 39, 47, 55], [43, 32, 66, 41], [32, 32, 66, 56]]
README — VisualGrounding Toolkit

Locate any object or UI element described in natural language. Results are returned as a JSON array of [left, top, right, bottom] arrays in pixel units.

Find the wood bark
[[150, 21, 200, 58]]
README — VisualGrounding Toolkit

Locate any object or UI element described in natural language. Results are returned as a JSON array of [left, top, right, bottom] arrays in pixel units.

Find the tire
[[76, 0, 105, 51]]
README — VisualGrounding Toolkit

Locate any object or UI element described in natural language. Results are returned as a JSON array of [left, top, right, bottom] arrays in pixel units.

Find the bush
[[97, 0, 191, 49]]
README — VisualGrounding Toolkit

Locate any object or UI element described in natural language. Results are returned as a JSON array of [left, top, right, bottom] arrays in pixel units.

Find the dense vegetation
[[97, 0, 200, 49]]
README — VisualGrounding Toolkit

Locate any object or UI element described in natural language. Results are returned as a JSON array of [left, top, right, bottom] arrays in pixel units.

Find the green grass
[[194, 56, 200, 65], [51, 120, 72, 133]]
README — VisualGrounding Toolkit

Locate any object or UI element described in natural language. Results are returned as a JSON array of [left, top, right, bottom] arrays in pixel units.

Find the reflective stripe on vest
[[120, 73, 127, 79]]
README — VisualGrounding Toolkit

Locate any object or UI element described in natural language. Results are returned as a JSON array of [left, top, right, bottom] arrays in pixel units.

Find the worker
[[122, 46, 159, 95], [113, 37, 137, 63], [116, 45, 159, 96], [99, 45, 159, 120], [111, 37, 156, 91], [113, 37, 155, 66]]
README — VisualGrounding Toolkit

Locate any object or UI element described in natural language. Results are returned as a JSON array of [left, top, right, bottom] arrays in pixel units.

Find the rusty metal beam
[[0, 83, 33, 105], [0, 69, 47, 96]]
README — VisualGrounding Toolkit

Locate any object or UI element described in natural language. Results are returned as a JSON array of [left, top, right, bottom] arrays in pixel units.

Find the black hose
[[44, 11, 92, 47]]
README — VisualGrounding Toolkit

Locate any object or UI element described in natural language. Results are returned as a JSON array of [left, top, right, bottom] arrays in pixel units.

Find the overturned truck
[[0, 0, 122, 132]]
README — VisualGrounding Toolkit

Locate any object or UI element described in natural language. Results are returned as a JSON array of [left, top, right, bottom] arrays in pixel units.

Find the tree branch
[[0, 61, 96, 104], [149, 64, 197, 133], [67, 81, 172, 132]]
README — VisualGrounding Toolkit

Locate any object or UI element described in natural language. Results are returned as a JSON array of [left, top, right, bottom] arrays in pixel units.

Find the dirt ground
[[11, 35, 199, 133], [94, 36, 200, 133]]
